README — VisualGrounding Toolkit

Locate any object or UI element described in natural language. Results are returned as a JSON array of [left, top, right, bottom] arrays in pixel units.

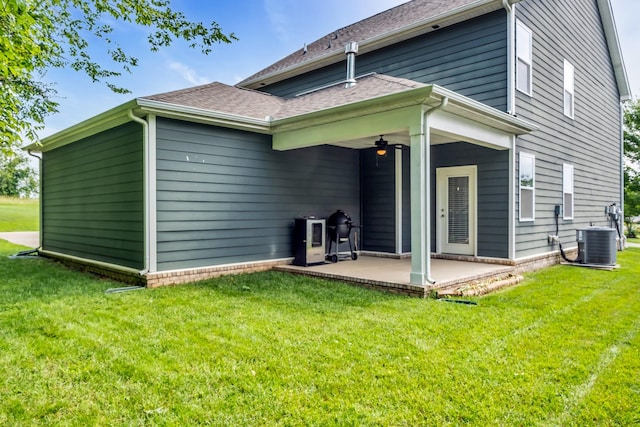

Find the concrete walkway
[[0, 232, 40, 248]]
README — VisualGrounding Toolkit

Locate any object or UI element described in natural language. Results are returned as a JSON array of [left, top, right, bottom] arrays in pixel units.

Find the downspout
[[503, 0, 517, 258], [27, 150, 43, 251], [620, 100, 625, 246], [128, 109, 150, 275], [503, 0, 516, 115], [420, 96, 449, 285]]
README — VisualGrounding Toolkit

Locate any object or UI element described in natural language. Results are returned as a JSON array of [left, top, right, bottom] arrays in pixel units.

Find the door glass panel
[[448, 176, 469, 244]]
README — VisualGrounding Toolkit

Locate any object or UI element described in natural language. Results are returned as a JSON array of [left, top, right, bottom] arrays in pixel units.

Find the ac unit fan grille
[[581, 228, 616, 265]]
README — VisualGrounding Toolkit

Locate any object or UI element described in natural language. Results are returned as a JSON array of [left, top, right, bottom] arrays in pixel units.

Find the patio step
[[436, 273, 524, 297]]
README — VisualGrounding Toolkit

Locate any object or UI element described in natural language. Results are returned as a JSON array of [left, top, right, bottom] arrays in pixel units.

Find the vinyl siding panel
[[433, 143, 510, 258], [514, 0, 622, 258], [402, 148, 412, 253], [360, 149, 396, 253], [260, 11, 508, 110], [155, 118, 360, 271], [41, 122, 144, 269]]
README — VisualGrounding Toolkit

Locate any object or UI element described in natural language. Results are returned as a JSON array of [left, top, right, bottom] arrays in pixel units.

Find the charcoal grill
[[326, 209, 358, 263]]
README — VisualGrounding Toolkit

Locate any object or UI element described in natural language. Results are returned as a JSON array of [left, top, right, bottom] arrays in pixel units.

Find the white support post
[[395, 148, 403, 254], [409, 127, 430, 285]]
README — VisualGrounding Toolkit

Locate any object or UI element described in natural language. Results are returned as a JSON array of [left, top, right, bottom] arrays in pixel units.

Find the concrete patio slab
[[276, 255, 517, 297]]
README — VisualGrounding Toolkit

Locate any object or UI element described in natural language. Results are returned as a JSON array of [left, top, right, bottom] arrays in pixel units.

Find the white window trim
[[516, 21, 533, 96], [564, 59, 575, 119], [563, 163, 574, 220], [519, 152, 535, 222]]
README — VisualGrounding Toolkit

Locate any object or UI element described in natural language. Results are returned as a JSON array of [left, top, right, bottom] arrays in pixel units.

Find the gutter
[[39, 249, 144, 278], [136, 98, 272, 133]]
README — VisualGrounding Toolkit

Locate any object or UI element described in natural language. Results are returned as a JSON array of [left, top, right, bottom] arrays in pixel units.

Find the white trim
[[509, 136, 516, 259], [563, 59, 575, 119], [147, 114, 158, 273], [395, 149, 403, 254], [562, 163, 574, 220], [519, 152, 535, 222], [596, 0, 631, 101], [515, 20, 533, 96], [26, 101, 137, 152], [429, 109, 513, 150], [436, 165, 477, 256], [505, 1, 516, 114]]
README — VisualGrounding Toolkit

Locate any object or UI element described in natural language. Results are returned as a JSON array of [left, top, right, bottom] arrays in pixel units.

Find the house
[[27, 0, 630, 290]]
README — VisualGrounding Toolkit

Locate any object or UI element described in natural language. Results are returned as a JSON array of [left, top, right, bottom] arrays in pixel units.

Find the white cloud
[[264, 0, 291, 42], [168, 61, 210, 86]]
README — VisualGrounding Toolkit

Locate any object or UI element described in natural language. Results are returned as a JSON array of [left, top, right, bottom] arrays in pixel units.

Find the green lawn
[[0, 239, 639, 425], [0, 196, 39, 231]]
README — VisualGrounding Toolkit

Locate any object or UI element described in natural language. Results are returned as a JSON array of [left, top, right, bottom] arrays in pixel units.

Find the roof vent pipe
[[345, 41, 358, 88]]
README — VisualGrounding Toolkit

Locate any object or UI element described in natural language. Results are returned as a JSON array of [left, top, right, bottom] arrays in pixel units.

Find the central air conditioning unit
[[576, 227, 617, 266]]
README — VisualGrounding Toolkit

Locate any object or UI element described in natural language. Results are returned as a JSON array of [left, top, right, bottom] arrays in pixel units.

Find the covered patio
[[272, 77, 537, 289], [276, 255, 522, 298]]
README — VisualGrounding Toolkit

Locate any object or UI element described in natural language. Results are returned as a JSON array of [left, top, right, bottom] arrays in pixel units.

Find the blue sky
[[40, 0, 639, 138]]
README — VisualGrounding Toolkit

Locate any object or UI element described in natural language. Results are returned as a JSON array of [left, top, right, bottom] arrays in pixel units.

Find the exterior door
[[436, 166, 477, 256]]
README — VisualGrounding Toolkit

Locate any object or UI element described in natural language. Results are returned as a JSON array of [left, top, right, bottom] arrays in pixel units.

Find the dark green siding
[[156, 118, 360, 271], [260, 11, 508, 111], [42, 122, 144, 269], [514, 0, 622, 258], [432, 143, 510, 258], [402, 148, 411, 253], [360, 149, 396, 252]]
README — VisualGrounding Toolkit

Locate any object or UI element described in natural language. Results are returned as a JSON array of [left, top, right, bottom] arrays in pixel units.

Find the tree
[[623, 99, 640, 237], [1, 0, 236, 155], [0, 151, 38, 197]]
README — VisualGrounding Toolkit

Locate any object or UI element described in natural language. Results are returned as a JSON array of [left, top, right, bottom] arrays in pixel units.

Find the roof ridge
[[238, 0, 487, 88]]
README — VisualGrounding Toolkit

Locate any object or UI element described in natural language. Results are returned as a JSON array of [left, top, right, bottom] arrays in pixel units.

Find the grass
[[0, 196, 39, 231], [0, 239, 639, 425]]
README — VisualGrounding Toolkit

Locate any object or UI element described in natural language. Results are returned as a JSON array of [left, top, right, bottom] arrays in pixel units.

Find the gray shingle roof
[[238, 0, 483, 87], [142, 82, 285, 120], [141, 74, 426, 121], [277, 74, 426, 119]]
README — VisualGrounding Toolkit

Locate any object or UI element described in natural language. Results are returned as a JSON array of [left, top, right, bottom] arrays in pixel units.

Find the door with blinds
[[436, 166, 477, 256]]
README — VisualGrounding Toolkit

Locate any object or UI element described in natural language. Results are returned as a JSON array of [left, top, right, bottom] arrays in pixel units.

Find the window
[[563, 164, 574, 219], [516, 21, 533, 95], [564, 60, 575, 118], [519, 152, 535, 221]]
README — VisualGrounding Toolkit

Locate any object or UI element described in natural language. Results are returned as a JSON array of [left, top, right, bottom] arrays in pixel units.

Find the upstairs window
[[564, 60, 575, 118], [519, 152, 535, 221], [516, 21, 533, 95], [563, 164, 574, 220]]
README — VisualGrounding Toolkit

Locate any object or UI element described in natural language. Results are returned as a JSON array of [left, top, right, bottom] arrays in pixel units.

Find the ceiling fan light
[[376, 148, 387, 156]]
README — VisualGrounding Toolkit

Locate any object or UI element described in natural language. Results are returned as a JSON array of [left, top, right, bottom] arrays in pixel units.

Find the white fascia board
[[135, 99, 272, 133], [25, 100, 138, 152], [271, 86, 435, 133], [431, 85, 538, 134], [596, 0, 631, 101], [241, 0, 523, 90]]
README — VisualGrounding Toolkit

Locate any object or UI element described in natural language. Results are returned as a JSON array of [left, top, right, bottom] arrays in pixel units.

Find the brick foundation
[[41, 247, 578, 295]]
